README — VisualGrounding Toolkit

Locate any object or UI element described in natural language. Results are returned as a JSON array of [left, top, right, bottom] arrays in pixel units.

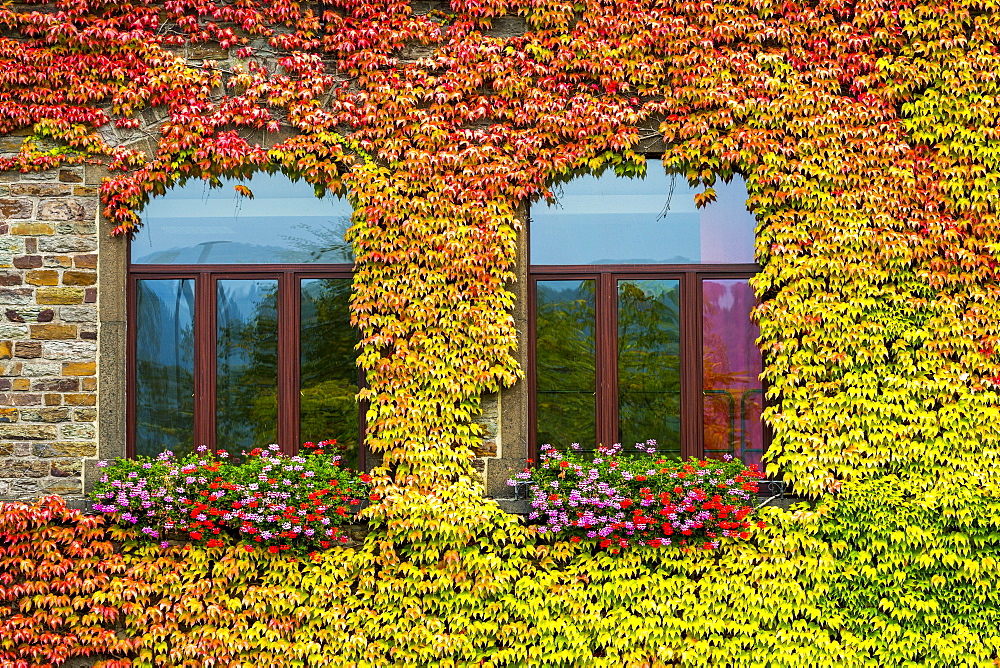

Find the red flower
[[559, 461, 569, 468], [268, 545, 280, 553], [189, 532, 202, 540], [360, 473, 372, 483], [206, 539, 222, 548]]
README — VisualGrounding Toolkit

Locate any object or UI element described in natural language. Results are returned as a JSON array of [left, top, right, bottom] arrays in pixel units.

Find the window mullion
[[195, 272, 216, 450], [680, 272, 700, 459], [277, 271, 300, 455], [597, 273, 617, 449]]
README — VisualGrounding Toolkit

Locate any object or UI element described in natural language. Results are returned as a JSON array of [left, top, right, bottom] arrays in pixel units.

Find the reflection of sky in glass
[[133, 173, 355, 264], [530, 163, 755, 265]]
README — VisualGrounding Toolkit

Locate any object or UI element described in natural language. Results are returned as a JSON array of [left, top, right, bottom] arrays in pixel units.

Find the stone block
[[0, 459, 50, 477], [0, 272, 22, 286], [6, 307, 54, 323], [42, 255, 74, 268], [12, 256, 42, 269], [29, 324, 77, 339], [0, 322, 28, 338], [26, 269, 59, 286], [0, 236, 22, 252], [84, 288, 96, 303], [73, 407, 97, 422], [50, 459, 83, 477], [0, 424, 58, 440], [60, 423, 95, 439], [473, 440, 498, 457], [36, 287, 85, 304], [8, 183, 68, 196], [20, 407, 71, 422], [32, 378, 78, 391], [9, 393, 40, 405], [0, 136, 24, 152], [0, 407, 17, 423], [38, 236, 96, 252], [14, 341, 41, 358], [62, 362, 96, 376], [44, 393, 61, 406], [64, 393, 96, 406], [0, 199, 32, 218], [42, 340, 96, 360], [10, 223, 54, 235], [58, 306, 96, 322], [39, 478, 82, 496], [188, 43, 230, 59], [32, 441, 97, 458], [0, 441, 30, 457], [10, 378, 30, 391], [56, 221, 97, 235], [81, 377, 96, 391], [62, 270, 96, 286], [73, 186, 100, 197], [0, 340, 9, 359], [73, 254, 97, 269], [58, 169, 84, 183], [20, 361, 61, 376], [38, 200, 90, 222]]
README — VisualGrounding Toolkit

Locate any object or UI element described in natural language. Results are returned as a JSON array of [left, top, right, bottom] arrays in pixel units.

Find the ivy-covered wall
[[3, 0, 1000, 665]]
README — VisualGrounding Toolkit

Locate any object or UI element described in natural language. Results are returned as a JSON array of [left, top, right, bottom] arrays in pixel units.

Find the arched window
[[128, 173, 364, 467], [529, 162, 765, 467]]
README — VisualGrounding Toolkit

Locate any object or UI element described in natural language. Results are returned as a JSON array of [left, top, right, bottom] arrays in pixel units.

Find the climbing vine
[[3, 0, 1000, 665]]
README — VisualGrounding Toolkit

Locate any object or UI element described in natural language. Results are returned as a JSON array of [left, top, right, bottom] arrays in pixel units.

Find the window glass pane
[[535, 280, 596, 450], [300, 278, 360, 468], [702, 279, 764, 468], [133, 173, 354, 264], [216, 279, 278, 454], [530, 163, 755, 265], [135, 279, 195, 458], [617, 279, 682, 456]]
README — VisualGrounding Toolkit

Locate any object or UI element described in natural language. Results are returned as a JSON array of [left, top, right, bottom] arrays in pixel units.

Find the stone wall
[[0, 163, 100, 500]]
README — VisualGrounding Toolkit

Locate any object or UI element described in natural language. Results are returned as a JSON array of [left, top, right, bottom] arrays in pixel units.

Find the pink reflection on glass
[[702, 279, 764, 469]]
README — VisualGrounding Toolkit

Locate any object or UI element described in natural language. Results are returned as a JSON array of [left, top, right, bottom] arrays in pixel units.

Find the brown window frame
[[127, 260, 365, 463], [527, 262, 763, 462]]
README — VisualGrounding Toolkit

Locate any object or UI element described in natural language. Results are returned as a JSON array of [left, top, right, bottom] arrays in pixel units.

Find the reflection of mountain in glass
[[133, 173, 355, 265]]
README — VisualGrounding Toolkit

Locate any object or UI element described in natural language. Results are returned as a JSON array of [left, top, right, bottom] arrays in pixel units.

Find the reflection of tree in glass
[[135, 280, 196, 458], [299, 279, 360, 469], [216, 281, 279, 454], [617, 280, 682, 456], [211, 278, 360, 463], [281, 215, 354, 263], [535, 281, 596, 451]]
